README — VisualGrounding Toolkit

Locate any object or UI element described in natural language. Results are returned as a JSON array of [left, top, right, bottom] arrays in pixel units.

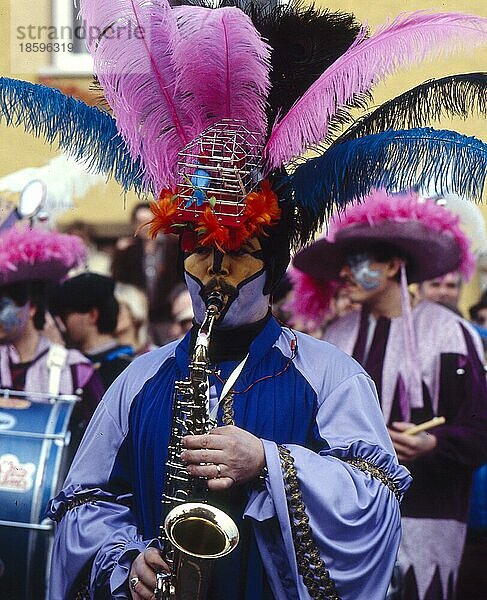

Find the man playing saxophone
[[42, 2, 432, 598], [48, 221, 410, 599]]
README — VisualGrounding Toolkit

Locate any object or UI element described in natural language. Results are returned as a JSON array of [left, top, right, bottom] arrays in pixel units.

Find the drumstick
[[404, 416, 446, 435]]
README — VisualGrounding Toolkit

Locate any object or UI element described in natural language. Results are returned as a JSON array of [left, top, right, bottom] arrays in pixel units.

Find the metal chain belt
[[346, 457, 401, 502], [278, 445, 340, 600]]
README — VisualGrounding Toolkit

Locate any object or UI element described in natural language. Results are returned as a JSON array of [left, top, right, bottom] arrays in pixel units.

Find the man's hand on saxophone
[[128, 548, 170, 600], [181, 425, 266, 490]]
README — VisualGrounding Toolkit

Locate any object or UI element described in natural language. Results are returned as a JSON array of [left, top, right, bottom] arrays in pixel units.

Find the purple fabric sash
[[324, 301, 484, 423]]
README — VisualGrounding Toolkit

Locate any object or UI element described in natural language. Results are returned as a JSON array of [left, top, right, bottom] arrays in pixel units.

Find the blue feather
[[290, 128, 487, 243], [0, 78, 146, 194]]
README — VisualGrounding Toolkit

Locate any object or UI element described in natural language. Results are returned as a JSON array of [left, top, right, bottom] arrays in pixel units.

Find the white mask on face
[[185, 271, 269, 328]]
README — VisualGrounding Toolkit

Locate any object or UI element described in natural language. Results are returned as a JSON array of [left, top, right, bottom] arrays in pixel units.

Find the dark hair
[[51, 273, 120, 334], [0, 280, 49, 330], [470, 291, 487, 322], [95, 296, 119, 334], [345, 241, 410, 283], [130, 202, 151, 225]]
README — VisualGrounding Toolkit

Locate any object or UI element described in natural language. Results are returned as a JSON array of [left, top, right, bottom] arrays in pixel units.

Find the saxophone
[[156, 291, 240, 600]]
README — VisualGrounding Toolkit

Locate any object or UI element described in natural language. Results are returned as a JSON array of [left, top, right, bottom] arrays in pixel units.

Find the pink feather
[[327, 189, 476, 279], [173, 5, 271, 142], [0, 226, 87, 284], [79, 0, 201, 190], [264, 11, 487, 171], [287, 268, 339, 327]]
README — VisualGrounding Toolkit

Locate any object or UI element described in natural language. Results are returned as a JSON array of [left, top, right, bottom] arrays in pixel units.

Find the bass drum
[[0, 391, 79, 600]]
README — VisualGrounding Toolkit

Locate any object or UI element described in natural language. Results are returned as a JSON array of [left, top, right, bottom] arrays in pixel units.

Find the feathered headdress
[[291, 189, 476, 324], [0, 225, 87, 285], [0, 1, 486, 252]]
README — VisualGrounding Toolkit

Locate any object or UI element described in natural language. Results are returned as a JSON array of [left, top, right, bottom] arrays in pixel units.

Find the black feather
[[335, 73, 487, 145]]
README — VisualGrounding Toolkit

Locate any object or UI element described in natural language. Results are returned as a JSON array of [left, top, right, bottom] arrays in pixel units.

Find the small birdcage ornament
[[176, 120, 263, 227]]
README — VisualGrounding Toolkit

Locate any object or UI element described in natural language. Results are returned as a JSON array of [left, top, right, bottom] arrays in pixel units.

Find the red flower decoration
[[240, 180, 281, 239], [145, 180, 281, 251], [196, 207, 230, 251], [145, 189, 179, 238]]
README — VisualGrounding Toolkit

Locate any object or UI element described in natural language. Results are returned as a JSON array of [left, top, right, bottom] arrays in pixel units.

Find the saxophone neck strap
[[209, 354, 249, 423]]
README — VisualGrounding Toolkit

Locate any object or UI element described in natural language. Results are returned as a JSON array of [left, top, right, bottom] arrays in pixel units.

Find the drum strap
[[47, 343, 68, 396]]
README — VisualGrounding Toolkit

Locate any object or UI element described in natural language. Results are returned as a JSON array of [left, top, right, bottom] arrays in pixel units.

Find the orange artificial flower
[[145, 189, 179, 238], [196, 207, 230, 251], [243, 180, 281, 238]]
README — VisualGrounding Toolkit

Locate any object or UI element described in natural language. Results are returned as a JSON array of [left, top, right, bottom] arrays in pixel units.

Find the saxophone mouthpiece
[[205, 291, 225, 312]]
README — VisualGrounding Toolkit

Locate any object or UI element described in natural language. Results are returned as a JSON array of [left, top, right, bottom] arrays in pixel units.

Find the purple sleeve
[[48, 349, 172, 600], [245, 373, 411, 600], [427, 326, 487, 468]]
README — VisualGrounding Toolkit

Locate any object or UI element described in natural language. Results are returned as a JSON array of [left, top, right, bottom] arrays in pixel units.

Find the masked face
[[347, 252, 382, 290], [184, 237, 269, 327], [0, 296, 31, 343]]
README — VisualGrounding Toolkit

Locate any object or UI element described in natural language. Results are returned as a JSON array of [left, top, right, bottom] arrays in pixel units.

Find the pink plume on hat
[[290, 189, 475, 325], [0, 226, 87, 285], [328, 189, 475, 279], [287, 268, 339, 327]]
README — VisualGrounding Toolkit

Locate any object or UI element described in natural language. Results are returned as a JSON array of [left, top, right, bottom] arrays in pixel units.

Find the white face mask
[[347, 252, 382, 290], [183, 239, 270, 328], [185, 271, 269, 328]]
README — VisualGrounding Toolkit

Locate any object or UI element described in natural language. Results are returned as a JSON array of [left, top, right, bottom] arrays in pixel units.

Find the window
[[48, 1, 92, 74], [47, 0, 289, 75]]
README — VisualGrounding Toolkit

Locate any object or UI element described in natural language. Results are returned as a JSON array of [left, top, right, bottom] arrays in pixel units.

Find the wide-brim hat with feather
[[0, 2, 486, 264], [0, 225, 87, 286], [291, 189, 475, 323]]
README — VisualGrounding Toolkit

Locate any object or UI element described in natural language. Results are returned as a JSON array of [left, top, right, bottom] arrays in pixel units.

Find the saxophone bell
[[164, 502, 239, 559]]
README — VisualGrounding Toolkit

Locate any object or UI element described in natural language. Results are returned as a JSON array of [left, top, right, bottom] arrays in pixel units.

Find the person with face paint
[[0, 227, 106, 599], [0, 227, 104, 419], [292, 189, 487, 600], [47, 206, 410, 599], [48, 0, 487, 595], [45, 123, 409, 600]]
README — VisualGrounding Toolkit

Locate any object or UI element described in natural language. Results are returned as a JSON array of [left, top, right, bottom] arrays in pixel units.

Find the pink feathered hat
[[291, 189, 475, 323], [0, 225, 87, 286]]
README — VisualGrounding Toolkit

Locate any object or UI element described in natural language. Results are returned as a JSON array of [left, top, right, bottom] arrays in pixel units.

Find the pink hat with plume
[[291, 189, 475, 324], [0, 225, 87, 286]]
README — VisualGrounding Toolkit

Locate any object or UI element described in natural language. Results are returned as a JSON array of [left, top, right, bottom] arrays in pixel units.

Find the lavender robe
[[48, 318, 410, 599], [325, 301, 487, 600]]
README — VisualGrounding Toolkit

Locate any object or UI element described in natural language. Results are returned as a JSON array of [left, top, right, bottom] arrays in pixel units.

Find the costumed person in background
[[0, 226, 105, 600], [292, 190, 487, 600], [0, 226, 104, 422], [51, 273, 135, 390], [1, 2, 487, 599]]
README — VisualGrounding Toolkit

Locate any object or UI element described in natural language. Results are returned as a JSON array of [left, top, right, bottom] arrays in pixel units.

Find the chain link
[[278, 445, 340, 600], [346, 457, 401, 502]]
